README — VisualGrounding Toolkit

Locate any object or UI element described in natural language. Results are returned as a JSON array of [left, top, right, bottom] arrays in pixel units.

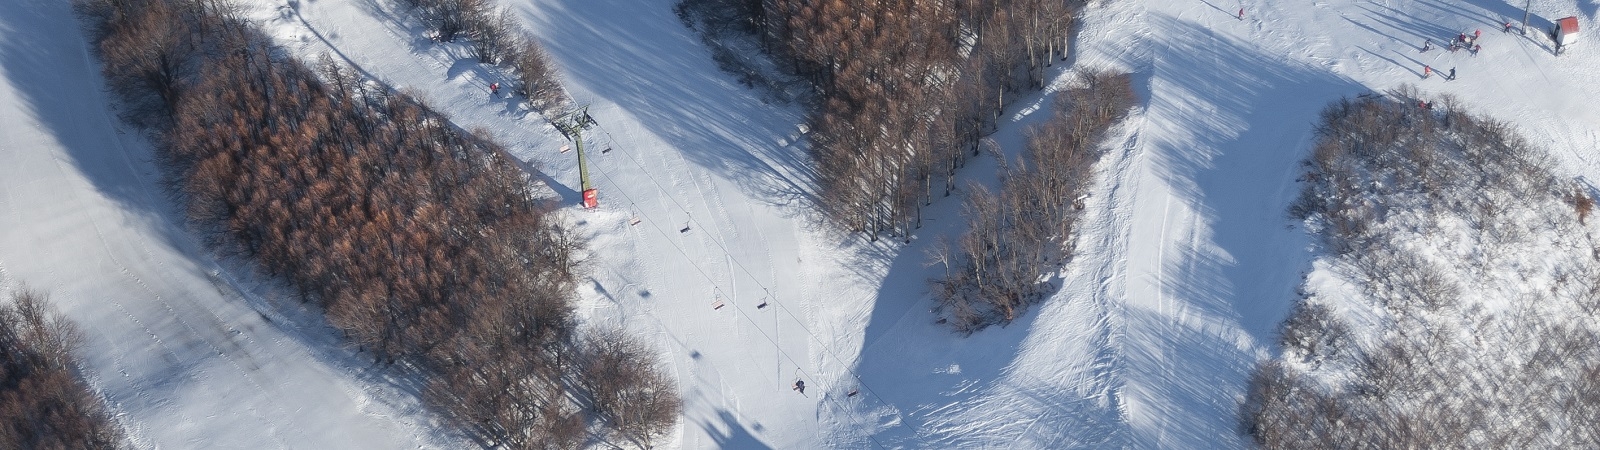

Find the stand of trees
[[0, 289, 126, 449], [404, 0, 568, 112], [75, 0, 677, 447], [1245, 89, 1600, 448], [928, 71, 1133, 333], [682, 0, 1081, 240]]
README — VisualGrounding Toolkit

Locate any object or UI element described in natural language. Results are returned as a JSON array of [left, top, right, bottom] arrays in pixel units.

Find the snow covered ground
[[5, 0, 1599, 447], [0, 0, 465, 447]]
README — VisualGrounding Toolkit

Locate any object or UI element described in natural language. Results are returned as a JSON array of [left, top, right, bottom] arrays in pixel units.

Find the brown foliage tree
[[688, 0, 1081, 239], [80, 1, 675, 447], [0, 289, 126, 450]]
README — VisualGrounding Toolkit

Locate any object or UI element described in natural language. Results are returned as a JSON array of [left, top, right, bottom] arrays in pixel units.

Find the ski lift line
[[588, 121, 913, 410], [588, 148, 915, 445], [588, 165, 723, 288], [589, 121, 844, 356], [563, 103, 865, 377], [585, 123, 915, 441], [590, 171, 891, 450]]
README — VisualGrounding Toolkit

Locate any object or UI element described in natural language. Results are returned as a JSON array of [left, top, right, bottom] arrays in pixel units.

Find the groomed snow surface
[[3, 0, 1598, 448]]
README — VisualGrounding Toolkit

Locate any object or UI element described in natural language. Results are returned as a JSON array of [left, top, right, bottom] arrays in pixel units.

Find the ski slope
[[0, 0, 464, 448], [5, 0, 1599, 447]]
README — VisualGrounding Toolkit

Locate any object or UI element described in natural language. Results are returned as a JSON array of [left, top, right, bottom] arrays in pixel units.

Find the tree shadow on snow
[[1349, 0, 1558, 54], [519, 0, 819, 214], [844, 11, 1368, 449], [697, 409, 772, 450], [0, 1, 471, 447], [1142, 13, 1360, 343], [1124, 13, 1364, 447]]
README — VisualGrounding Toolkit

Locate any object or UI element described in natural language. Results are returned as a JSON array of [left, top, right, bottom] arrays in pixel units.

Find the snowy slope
[[1062, 0, 1600, 447], [250, 0, 835, 447], [235, 0, 1600, 447], [6, 0, 1598, 446], [0, 0, 464, 448]]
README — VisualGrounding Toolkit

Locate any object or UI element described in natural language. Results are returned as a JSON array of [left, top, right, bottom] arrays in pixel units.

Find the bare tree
[[0, 289, 127, 450]]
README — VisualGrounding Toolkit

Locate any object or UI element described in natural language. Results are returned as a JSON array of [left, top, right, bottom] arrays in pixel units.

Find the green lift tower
[[555, 107, 599, 209]]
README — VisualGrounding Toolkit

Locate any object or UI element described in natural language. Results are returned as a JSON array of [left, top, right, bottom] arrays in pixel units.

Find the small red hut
[[1557, 16, 1580, 47]]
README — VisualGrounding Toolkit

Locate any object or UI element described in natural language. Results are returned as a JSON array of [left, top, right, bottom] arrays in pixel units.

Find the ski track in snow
[[0, 0, 465, 448], [6, 0, 1600, 447]]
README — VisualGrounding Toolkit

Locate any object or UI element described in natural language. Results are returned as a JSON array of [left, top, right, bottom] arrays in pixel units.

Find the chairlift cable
[[582, 120, 912, 446]]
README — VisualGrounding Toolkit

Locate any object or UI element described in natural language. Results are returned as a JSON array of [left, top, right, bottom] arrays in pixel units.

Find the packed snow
[[3, 0, 1598, 447], [0, 0, 465, 447]]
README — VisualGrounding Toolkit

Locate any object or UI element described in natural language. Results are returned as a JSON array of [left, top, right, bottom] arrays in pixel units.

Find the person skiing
[[1474, 29, 1481, 41], [490, 82, 500, 95], [793, 379, 806, 394], [1422, 39, 1432, 52], [1448, 67, 1455, 80], [1423, 65, 1431, 79], [1505, 21, 1514, 33], [1472, 44, 1481, 56], [1238, 8, 1244, 20]]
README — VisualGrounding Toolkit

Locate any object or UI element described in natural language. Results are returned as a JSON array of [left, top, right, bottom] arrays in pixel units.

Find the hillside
[[0, 0, 460, 447], [2, 0, 1597, 448]]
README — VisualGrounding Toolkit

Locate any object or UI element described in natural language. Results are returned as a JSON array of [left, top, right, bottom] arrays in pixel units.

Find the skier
[[1423, 65, 1431, 79], [1238, 8, 1244, 20], [1422, 39, 1432, 52], [793, 380, 806, 394], [1472, 44, 1481, 56], [1474, 29, 1481, 41], [1449, 67, 1455, 80], [1505, 21, 1514, 33], [490, 82, 499, 95]]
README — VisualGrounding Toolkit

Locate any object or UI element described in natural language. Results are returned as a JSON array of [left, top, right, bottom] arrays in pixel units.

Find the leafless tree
[[0, 289, 127, 449], [79, 2, 674, 446]]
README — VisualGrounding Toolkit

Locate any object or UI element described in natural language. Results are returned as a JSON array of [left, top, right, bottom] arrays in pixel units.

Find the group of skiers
[[1418, 28, 1491, 81], [1424, 29, 1483, 54]]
